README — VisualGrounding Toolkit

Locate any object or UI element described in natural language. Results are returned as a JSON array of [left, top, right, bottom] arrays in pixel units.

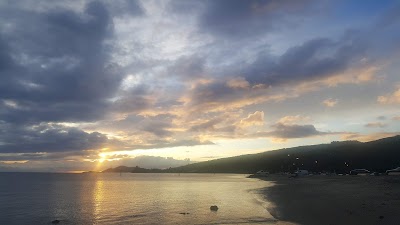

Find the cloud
[[182, 79, 287, 114], [267, 123, 330, 139], [188, 117, 236, 135], [377, 87, 400, 104], [227, 77, 250, 89], [105, 0, 144, 17], [0, 151, 100, 163], [322, 98, 338, 107], [197, 0, 315, 39], [342, 132, 400, 142], [178, 62, 380, 118], [249, 123, 338, 141], [0, 136, 213, 164], [365, 122, 387, 128], [165, 55, 207, 81], [277, 115, 310, 125], [0, 1, 123, 124], [189, 118, 223, 132], [240, 111, 264, 127], [288, 66, 381, 94], [243, 37, 367, 86], [0, 122, 113, 153], [111, 85, 155, 115], [138, 115, 174, 137], [125, 139, 215, 150]]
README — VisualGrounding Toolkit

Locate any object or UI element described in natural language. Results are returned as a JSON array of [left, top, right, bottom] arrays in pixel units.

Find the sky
[[0, 0, 400, 172]]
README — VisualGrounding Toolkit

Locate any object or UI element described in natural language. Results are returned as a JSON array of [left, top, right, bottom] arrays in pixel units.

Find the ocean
[[0, 173, 276, 224]]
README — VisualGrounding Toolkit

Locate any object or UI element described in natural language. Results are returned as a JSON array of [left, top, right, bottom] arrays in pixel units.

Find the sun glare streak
[[98, 152, 108, 163], [91, 152, 108, 172]]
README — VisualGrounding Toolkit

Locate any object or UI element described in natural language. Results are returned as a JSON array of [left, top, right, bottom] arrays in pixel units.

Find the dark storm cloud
[[0, 153, 47, 161], [0, 1, 123, 124], [0, 37, 15, 71], [0, 100, 109, 124], [0, 151, 96, 161], [0, 122, 110, 153], [250, 123, 336, 139], [165, 55, 207, 80], [100, 114, 176, 138], [189, 118, 223, 132], [188, 117, 236, 134], [169, 1, 399, 89], [112, 85, 153, 114], [140, 119, 173, 137], [243, 37, 366, 85], [198, 0, 314, 39], [187, 81, 251, 110], [268, 123, 328, 139], [182, 35, 367, 108], [166, 23, 370, 110], [106, 0, 144, 17]]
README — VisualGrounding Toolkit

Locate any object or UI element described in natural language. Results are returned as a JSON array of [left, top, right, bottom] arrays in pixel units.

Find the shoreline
[[256, 175, 400, 225]]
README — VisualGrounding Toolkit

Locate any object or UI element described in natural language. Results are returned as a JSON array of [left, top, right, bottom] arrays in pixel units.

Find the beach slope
[[259, 175, 400, 225]]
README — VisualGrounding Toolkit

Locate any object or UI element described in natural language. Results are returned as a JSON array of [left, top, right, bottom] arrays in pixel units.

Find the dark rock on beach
[[210, 205, 218, 211]]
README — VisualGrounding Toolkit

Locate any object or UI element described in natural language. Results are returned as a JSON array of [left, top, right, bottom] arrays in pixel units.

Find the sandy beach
[[257, 175, 400, 225]]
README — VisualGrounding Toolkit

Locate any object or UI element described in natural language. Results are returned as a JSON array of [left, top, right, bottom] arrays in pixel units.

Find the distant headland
[[100, 135, 400, 174]]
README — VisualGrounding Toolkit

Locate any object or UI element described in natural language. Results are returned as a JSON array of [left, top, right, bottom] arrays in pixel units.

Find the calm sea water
[[0, 173, 276, 225]]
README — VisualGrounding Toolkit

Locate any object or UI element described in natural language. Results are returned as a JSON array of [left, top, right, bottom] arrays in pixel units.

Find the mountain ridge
[[102, 135, 400, 174]]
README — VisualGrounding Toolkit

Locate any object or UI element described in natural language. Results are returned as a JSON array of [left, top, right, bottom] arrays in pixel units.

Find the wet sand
[[257, 175, 400, 225]]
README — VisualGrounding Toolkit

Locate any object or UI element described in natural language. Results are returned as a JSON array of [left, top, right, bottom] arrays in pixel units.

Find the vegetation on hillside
[[103, 135, 400, 174]]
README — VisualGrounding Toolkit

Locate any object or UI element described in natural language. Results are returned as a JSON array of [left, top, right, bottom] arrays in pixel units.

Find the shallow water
[[0, 173, 276, 224]]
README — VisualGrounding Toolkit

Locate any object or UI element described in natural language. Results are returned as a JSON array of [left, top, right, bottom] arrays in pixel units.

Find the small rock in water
[[51, 220, 60, 224], [379, 215, 384, 219], [210, 205, 218, 211]]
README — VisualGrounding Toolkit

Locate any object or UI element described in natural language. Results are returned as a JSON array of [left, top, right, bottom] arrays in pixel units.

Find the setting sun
[[98, 153, 107, 163]]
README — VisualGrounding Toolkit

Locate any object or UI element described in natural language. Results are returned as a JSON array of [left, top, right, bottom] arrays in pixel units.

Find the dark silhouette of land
[[102, 166, 163, 173], [103, 135, 400, 174], [168, 135, 400, 174]]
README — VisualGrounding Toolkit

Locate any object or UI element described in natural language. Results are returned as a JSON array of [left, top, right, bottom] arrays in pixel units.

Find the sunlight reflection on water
[[0, 173, 277, 224]]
